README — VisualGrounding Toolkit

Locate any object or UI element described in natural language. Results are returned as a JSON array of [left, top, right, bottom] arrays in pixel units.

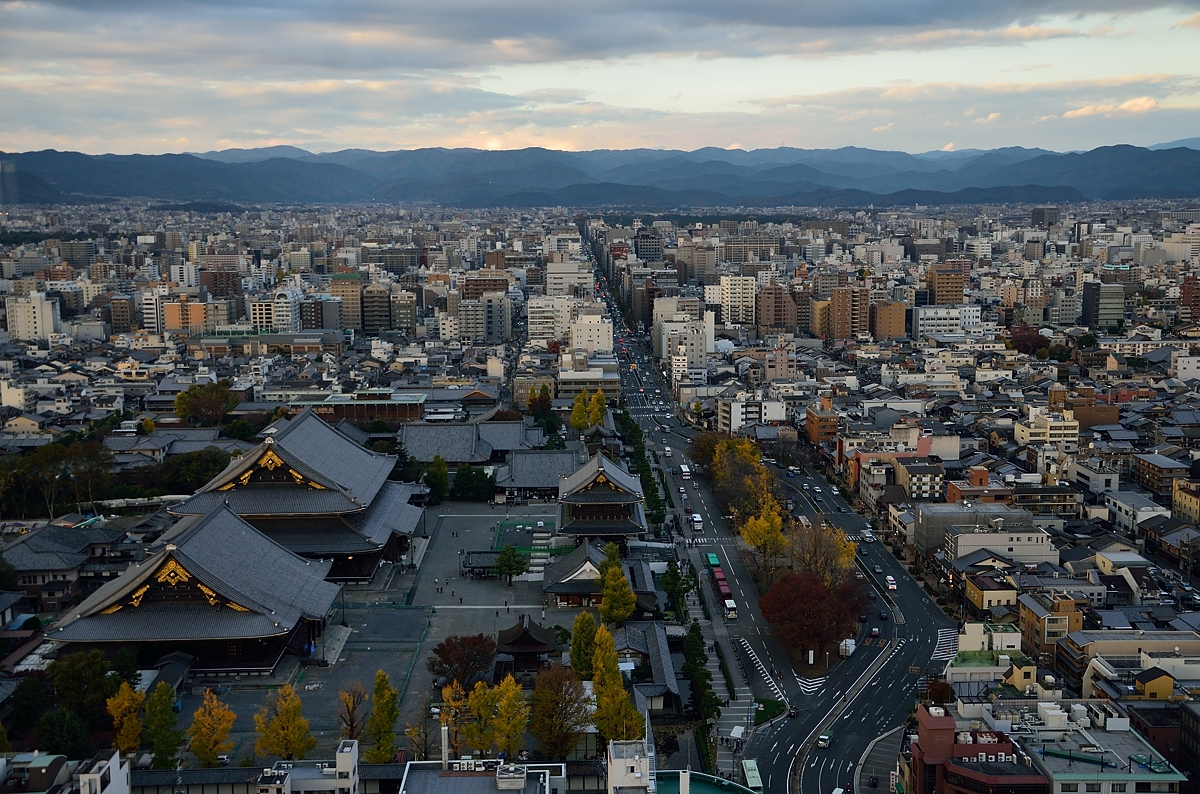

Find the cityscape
[[4, 3, 1200, 794]]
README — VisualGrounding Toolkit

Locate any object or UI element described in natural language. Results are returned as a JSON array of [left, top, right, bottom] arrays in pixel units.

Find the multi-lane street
[[595, 263, 957, 793]]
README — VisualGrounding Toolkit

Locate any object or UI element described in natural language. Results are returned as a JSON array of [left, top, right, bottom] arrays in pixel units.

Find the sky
[[1, 1, 1200, 155]]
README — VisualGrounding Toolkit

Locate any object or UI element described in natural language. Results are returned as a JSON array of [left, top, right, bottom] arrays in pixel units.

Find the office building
[[330, 273, 363, 330], [1081, 281, 1124, 330]]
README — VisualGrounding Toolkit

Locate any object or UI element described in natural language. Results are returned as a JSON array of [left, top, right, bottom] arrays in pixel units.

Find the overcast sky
[[2, 1, 1199, 155]]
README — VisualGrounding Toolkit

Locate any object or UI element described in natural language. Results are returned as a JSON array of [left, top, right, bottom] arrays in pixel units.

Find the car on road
[[832, 486, 840, 494], [813, 486, 822, 493], [685, 506, 692, 514], [802, 483, 809, 489], [874, 565, 883, 574], [869, 776, 879, 788], [879, 611, 888, 620], [787, 470, 795, 477], [859, 614, 867, 622], [839, 506, 848, 512], [816, 731, 832, 748], [679, 486, 686, 493], [788, 705, 799, 718], [870, 627, 880, 637]]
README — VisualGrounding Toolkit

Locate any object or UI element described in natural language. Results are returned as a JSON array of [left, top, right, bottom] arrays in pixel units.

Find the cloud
[[942, 142, 955, 151], [872, 122, 895, 131], [1173, 12, 1200, 28], [1063, 96, 1159, 118], [974, 112, 1001, 124]]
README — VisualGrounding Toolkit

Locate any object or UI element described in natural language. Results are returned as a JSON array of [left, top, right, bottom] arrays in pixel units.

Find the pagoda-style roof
[[558, 453, 642, 501], [496, 615, 557, 656], [52, 506, 339, 643], [172, 408, 396, 517], [557, 512, 648, 537], [542, 539, 605, 594]]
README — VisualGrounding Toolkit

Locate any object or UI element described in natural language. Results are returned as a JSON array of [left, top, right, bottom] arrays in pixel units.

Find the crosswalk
[[931, 628, 959, 660], [735, 636, 787, 702], [797, 676, 826, 695]]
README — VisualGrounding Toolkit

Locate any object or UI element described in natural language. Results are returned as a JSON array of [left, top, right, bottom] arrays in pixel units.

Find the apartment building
[[869, 300, 907, 341], [719, 275, 757, 325], [1018, 592, 1083, 666], [1132, 454, 1189, 504], [1014, 408, 1080, 447], [5, 292, 61, 342]]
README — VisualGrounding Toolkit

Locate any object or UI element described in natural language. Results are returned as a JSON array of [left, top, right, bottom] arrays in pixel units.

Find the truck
[[839, 638, 856, 657], [664, 447, 672, 457]]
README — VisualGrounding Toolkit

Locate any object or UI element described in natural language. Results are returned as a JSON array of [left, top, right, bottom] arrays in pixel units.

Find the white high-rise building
[[5, 292, 61, 342], [271, 287, 304, 333], [719, 275, 757, 325], [570, 314, 613, 354], [169, 263, 200, 288]]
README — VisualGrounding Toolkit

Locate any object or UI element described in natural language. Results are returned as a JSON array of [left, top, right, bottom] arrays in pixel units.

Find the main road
[[594, 266, 957, 793]]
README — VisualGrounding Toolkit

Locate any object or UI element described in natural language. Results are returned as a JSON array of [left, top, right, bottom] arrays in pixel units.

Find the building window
[[1087, 785, 1101, 792], [1062, 785, 1079, 793], [1111, 785, 1126, 792]]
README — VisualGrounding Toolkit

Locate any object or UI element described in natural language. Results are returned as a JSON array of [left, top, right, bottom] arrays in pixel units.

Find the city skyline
[[2, 1, 1200, 155]]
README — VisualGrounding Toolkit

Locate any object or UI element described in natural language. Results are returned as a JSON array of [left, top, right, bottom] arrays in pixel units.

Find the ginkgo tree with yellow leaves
[[106, 681, 145, 755], [187, 689, 236, 768], [254, 684, 316, 760]]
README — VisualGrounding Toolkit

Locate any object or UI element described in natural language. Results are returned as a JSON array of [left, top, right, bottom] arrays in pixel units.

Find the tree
[[493, 545, 527, 585], [47, 650, 119, 725], [530, 666, 590, 759], [492, 674, 530, 759], [362, 670, 399, 763], [741, 508, 786, 575], [10, 675, 49, 733], [174, 380, 240, 426], [528, 384, 552, 422], [144, 681, 183, 769], [462, 680, 498, 757], [64, 441, 112, 512], [599, 541, 621, 576], [187, 689, 236, 768], [591, 626, 644, 744], [157, 447, 233, 493], [427, 634, 497, 687], [337, 681, 369, 741], [0, 555, 18, 591], [37, 709, 92, 759], [0, 460, 14, 520], [598, 565, 636, 624], [569, 611, 598, 679], [760, 571, 865, 654], [789, 519, 856, 587], [106, 681, 146, 755], [451, 464, 496, 501], [425, 455, 449, 504], [1076, 333, 1098, 350], [254, 684, 316, 760], [569, 392, 589, 431], [0, 721, 10, 753], [21, 443, 67, 518], [587, 389, 607, 427], [688, 433, 722, 470], [439, 680, 468, 759], [114, 648, 141, 688], [927, 679, 954, 704]]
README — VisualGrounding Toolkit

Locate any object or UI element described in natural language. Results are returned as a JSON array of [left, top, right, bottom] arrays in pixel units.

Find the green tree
[[144, 682, 183, 769], [157, 447, 233, 492], [451, 464, 496, 501], [37, 709, 92, 759], [599, 542, 621, 576], [530, 666, 590, 759], [10, 676, 50, 733], [21, 443, 67, 518], [363, 670, 399, 763], [492, 674, 530, 759], [493, 545, 527, 585], [47, 650, 120, 725], [425, 455, 449, 504], [528, 384, 552, 422], [587, 389, 607, 427], [114, 647, 141, 688], [569, 611, 598, 679], [63, 441, 112, 512], [0, 721, 10, 752], [106, 681, 146, 755], [254, 684, 317, 760], [569, 392, 589, 431], [0, 460, 14, 521], [0, 555, 18, 591], [187, 689, 236, 768], [174, 380, 240, 426], [389, 443, 424, 482]]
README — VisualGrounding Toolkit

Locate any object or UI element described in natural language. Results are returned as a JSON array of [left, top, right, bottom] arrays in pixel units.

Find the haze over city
[[3, 1, 1200, 154]]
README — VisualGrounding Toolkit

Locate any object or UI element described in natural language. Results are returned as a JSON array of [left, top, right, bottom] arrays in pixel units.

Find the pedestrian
[[451, 589, 454, 597], [460, 597, 463, 604], [507, 605, 510, 613]]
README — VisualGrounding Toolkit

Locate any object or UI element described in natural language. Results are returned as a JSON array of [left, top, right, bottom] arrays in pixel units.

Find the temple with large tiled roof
[[51, 505, 339, 675], [171, 407, 425, 581], [556, 452, 647, 544]]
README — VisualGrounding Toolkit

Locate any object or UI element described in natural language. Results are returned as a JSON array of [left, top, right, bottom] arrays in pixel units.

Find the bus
[[679, 465, 692, 480], [742, 760, 763, 793], [706, 552, 720, 568], [797, 515, 812, 529]]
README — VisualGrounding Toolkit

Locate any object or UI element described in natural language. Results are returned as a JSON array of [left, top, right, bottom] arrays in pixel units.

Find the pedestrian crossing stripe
[[797, 677, 826, 695], [931, 628, 959, 661]]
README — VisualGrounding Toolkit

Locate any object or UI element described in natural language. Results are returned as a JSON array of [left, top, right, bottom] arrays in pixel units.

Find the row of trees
[[616, 411, 666, 525]]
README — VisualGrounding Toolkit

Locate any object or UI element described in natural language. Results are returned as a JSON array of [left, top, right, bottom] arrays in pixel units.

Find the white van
[[885, 575, 897, 590], [692, 514, 703, 531]]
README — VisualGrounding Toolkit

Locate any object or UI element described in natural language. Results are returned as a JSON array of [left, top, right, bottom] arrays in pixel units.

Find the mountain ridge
[[0, 144, 1196, 207]]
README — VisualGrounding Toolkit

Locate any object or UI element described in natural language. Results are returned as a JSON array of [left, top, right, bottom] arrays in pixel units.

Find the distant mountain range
[[1, 141, 1198, 208]]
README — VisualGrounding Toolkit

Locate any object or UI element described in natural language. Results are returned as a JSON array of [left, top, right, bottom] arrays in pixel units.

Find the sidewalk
[[853, 725, 905, 794]]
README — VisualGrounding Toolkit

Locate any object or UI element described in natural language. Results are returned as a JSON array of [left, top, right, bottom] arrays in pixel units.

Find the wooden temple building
[[171, 408, 425, 582], [494, 615, 558, 685], [51, 505, 339, 675], [555, 453, 647, 545]]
